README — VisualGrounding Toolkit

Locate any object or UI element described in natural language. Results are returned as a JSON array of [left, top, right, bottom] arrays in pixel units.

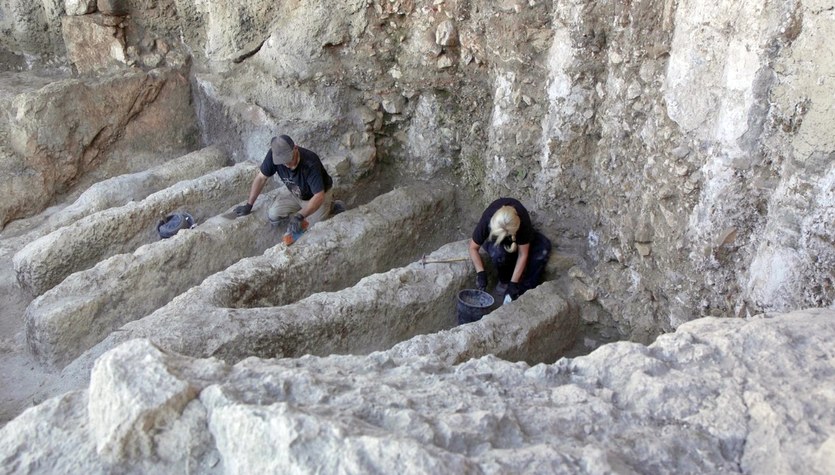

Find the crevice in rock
[[232, 41, 265, 64]]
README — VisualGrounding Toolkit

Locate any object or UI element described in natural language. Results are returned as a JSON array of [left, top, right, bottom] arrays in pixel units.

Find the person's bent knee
[[268, 215, 289, 225]]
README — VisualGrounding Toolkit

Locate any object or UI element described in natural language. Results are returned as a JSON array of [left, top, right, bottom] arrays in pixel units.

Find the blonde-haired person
[[468, 198, 552, 306]]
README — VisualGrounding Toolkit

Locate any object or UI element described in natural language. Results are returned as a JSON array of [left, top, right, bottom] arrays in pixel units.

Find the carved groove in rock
[[2, 0, 833, 471], [14, 160, 257, 296]]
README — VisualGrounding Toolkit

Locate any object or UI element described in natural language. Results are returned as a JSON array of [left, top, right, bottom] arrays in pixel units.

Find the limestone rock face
[[156, 0, 835, 339], [4, 0, 832, 340], [64, 0, 97, 16], [62, 14, 128, 75], [1, 2, 834, 457], [1, 309, 833, 473], [0, 0, 65, 60], [96, 0, 127, 17], [0, 68, 198, 228]]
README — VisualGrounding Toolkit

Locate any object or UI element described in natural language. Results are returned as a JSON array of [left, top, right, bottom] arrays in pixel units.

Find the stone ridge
[[1, 309, 831, 473], [2, 145, 229, 248], [55, 183, 458, 385], [386, 280, 579, 366], [13, 161, 256, 296], [24, 187, 285, 370]]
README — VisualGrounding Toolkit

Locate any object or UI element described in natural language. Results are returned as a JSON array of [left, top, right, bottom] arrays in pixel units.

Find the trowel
[[217, 208, 240, 220]]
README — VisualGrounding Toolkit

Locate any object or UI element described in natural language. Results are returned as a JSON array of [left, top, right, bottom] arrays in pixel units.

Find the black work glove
[[287, 213, 305, 235], [476, 271, 487, 291], [234, 203, 252, 217], [506, 282, 521, 301]]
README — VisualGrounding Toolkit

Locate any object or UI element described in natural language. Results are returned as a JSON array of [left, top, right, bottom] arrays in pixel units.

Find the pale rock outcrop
[[88, 340, 226, 462], [2, 309, 833, 473], [743, 1, 835, 312]]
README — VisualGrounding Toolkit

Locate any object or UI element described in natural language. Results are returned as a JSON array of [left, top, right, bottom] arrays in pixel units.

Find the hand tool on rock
[[419, 254, 470, 268], [283, 215, 309, 245]]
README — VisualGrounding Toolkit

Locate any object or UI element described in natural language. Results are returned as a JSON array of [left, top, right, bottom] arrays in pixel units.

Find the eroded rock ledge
[[2, 309, 832, 473]]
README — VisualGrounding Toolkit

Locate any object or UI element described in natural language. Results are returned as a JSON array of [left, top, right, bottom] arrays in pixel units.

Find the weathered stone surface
[[15, 162, 256, 297], [177, 0, 281, 62], [62, 14, 127, 75], [0, 68, 198, 228], [0, 390, 97, 472], [435, 20, 458, 47], [130, 240, 474, 363], [3, 309, 833, 473], [2, 0, 834, 345], [1, 0, 835, 457], [24, 188, 284, 370], [58, 183, 460, 378], [1, 145, 229, 247], [88, 339, 226, 462], [387, 280, 579, 366], [65, 0, 97, 16], [190, 68, 376, 186], [96, 0, 127, 16], [0, 0, 65, 59]]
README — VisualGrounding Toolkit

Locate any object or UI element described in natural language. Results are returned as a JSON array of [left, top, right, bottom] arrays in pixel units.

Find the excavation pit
[[24, 188, 287, 369], [62, 238, 579, 391], [29, 183, 459, 369], [14, 160, 258, 296]]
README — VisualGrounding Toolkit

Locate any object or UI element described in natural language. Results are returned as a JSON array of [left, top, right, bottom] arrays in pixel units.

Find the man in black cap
[[234, 134, 334, 237]]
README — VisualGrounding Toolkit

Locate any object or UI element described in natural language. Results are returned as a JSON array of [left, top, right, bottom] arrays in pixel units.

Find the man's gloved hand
[[234, 203, 252, 217], [506, 282, 521, 301], [287, 213, 307, 235], [476, 271, 488, 291]]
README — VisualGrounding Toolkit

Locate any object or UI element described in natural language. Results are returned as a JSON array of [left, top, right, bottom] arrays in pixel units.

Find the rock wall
[[0, 0, 65, 63], [1, 2, 834, 469], [1, 0, 833, 341], [170, 0, 835, 341], [0, 67, 199, 228]]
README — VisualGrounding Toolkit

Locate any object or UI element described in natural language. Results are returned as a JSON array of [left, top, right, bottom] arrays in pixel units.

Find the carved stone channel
[[14, 159, 256, 296], [32, 183, 458, 370]]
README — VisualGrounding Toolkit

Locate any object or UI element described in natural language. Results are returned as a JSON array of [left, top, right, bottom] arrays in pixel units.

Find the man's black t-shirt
[[472, 198, 534, 247], [260, 146, 333, 200]]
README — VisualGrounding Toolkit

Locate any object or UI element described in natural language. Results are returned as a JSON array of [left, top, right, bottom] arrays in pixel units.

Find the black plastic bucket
[[157, 212, 195, 239], [456, 289, 495, 325]]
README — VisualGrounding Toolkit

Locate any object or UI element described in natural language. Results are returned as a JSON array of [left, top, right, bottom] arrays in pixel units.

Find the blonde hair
[[489, 205, 520, 252]]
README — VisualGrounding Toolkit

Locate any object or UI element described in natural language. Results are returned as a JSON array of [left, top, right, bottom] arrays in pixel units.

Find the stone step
[[13, 160, 257, 296]]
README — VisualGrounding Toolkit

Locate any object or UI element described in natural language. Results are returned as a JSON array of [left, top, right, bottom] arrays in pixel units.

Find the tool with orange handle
[[282, 217, 309, 245]]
